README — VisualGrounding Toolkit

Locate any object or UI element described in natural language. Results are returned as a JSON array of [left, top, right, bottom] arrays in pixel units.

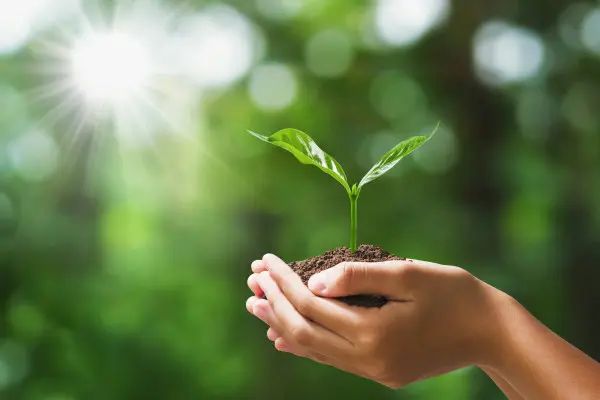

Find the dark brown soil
[[289, 244, 405, 308]]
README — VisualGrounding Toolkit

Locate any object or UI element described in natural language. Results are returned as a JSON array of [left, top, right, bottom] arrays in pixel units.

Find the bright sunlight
[[70, 32, 151, 104]]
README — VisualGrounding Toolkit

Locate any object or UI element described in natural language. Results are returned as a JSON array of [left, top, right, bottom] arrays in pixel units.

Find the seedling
[[248, 126, 438, 252]]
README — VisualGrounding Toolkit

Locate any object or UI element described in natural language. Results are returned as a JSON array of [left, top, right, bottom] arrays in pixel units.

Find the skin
[[246, 254, 600, 399]]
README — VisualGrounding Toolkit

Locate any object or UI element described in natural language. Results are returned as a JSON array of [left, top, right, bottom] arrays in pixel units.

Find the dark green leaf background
[[0, 1, 599, 400]]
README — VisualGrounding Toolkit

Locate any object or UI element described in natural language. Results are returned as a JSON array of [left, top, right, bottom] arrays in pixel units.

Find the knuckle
[[396, 261, 421, 283], [342, 263, 366, 287], [454, 267, 480, 291], [454, 266, 474, 280], [289, 324, 312, 346], [399, 260, 419, 276], [294, 295, 315, 315]]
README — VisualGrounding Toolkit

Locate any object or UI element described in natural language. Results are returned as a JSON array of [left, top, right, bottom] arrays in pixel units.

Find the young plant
[[248, 126, 438, 252]]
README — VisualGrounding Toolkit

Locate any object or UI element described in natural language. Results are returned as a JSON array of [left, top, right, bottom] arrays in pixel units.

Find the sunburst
[[25, 0, 196, 155]]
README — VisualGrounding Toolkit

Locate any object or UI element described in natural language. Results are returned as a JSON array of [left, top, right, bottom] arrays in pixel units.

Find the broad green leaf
[[358, 125, 439, 190], [248, 129, 351, 194]]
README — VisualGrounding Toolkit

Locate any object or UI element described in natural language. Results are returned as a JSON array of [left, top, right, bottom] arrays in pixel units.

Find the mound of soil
[[289, 244, 405, 308]]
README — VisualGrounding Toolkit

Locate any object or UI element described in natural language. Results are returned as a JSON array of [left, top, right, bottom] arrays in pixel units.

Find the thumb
[[307, 261, 411, 299]]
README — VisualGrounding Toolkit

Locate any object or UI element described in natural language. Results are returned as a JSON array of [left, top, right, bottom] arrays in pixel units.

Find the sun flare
[[70, 32, 152, 104]]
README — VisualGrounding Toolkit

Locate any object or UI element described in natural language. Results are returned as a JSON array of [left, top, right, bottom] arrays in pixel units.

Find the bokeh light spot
[[369, 71, 426, 122], [8, 129, 58, 182], [0, 0, 45, 55], [305, 30, 354, 78], [374, 0, 450, 47], [473, 21, 545, 86], [0, 340, 29, 390], [175, 5, 262, 89], [413, 125, 458, 174], [580, 8, 600, 56], [249, 63, 297, 111], [0, 0, 80, 55], [559, 3, 592, 50]]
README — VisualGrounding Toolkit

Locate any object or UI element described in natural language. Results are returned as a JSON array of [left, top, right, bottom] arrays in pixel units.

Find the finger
[[274, 337, 291, 352], [251, 259, 268, 274], [263, 253, 360, 334], [269, 329, 371, 380], [273, 337, 336, 366], [273, 337, 367, 379], [246, 296, 261, 314], [260, 310, 329, 361], [260, 310, 329, 362], [266, 327, 299, 355], [257, 271, 353, 357], [252, 305, 317, 358], [307, 260, 415, 300], [247, 274, 264, 297], [264, 322, 348, 370], [267, 327, 280, 341], [253, 298, 273, 324], [257, 309, 320, 359]]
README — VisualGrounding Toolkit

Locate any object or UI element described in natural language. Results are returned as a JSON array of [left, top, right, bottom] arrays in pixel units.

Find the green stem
[[350, 193, 358, 252]]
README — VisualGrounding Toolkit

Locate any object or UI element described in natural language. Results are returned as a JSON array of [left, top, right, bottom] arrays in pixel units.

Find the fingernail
[[308, 275, 327, 295]]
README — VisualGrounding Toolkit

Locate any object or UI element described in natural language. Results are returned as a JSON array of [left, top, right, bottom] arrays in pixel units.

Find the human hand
[[246, 254, 505, 388]]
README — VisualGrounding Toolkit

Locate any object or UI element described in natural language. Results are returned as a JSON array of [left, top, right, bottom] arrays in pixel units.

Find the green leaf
[[247, 129, 351, 194], [358, 124, 439, 190]]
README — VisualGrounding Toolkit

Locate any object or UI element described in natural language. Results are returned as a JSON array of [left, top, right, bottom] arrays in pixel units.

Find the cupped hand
[[246, 254, 505, 388]]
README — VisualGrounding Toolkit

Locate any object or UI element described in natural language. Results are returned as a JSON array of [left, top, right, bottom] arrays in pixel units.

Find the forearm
[[484, 293, 600, 400]]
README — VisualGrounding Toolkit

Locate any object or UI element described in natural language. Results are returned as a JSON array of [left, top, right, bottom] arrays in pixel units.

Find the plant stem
[[350, 193, 358, 252]]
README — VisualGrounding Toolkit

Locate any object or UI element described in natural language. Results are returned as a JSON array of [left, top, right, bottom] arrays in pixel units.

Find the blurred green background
[[1, 0, 600, 399]]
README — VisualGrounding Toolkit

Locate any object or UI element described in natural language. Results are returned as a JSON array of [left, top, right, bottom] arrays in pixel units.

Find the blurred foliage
[[1, 0, 599, 399]]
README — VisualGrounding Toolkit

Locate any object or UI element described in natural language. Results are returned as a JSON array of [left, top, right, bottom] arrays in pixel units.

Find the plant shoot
[[248, 126, 438, 251]]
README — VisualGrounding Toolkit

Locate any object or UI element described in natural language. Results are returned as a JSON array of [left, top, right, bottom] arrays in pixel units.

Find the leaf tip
[[428, 121, 441, 138], [247, 130, 270, 142]]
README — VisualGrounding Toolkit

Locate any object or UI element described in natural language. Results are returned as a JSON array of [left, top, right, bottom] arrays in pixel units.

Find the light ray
[[27, 0, 187, 152], [19, 0, 257, 193]]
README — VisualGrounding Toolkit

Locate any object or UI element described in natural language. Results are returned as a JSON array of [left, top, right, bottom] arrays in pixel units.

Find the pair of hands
[[246, 254, 503, 388]]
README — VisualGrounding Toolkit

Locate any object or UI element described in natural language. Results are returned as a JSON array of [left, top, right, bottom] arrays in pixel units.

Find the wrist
[[470, 282, 520, 370]]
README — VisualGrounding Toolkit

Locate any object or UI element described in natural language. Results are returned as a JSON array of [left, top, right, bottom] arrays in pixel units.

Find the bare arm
[[483, 293, 600, 400]]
